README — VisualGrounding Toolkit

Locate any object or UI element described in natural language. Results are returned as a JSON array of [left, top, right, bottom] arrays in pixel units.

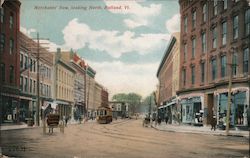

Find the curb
[[151, 125, 249, 139]]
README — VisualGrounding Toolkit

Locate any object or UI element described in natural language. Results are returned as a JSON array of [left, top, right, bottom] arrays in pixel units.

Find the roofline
[[156, 36, 176, 77]]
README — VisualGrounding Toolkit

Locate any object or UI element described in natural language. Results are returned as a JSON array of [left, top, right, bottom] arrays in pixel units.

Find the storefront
[[180, 95, 204, 125], [215, 87, 249, 127], [1, 93, 19, 123]]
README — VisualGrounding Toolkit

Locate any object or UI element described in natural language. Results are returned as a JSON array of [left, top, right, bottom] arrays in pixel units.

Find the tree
[[112, 92, 142, 115]]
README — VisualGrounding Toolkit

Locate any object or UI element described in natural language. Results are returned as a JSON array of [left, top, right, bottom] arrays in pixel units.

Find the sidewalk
[[153, 123, 249, 138], [0, 123, 36, 131]]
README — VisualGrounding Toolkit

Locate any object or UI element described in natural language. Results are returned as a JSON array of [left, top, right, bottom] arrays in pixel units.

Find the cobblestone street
[[1, 119, 249, 158]]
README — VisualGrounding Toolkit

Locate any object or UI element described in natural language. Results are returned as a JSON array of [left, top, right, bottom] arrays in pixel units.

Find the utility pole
[[36, 32, 40, 126], [226, 48, 235, 136], [225, 63, 232, 136]]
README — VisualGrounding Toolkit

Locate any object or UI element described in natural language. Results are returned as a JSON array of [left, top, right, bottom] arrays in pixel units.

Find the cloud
[[104, 1, 162, 29], [87, 60, 159, 97], [165, 14, 180, 33], [62, 18, 170, 58], [20, 26, 37, 37]]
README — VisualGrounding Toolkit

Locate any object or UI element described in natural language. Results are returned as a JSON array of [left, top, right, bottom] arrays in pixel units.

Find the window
[[184, 16, 188, 33], [0, 63, 5, 82], [222, 22, 227, 45], [184, 43, 187, 61], [212, 27, 217, 49], [33, 80, 36, 94], [30, 59, 32, 71], [213, 0, 218, 16], [0, 8, 4, 23], [201, 62, 205, 83], [10, 13, 14, 29], [182, 69, 186, 86], [192, 11, 196, 29], [10, 66, 14, 84], [24, 56, 28, 69], [20, 53, 24, 68], [192, 38, 196, 58], [24, 77, 28, 92], [9, 39, 14, 54], [0, 34, 5, 53], [221, 56, 227, 78], [191, 66, 195, 85], [202, 3, 207, 22], [232, 52, 237, 76], [33, 61, 36, 72], [223, 0, 227, 10], [20, 76, 23, 91], [30, 79, 32, 93], [243, 48, 249, 73], [245, 9, 250, 36], [201, 32, 206, 53], [211, 59, 217, 80], [233, 15, 239, 40]]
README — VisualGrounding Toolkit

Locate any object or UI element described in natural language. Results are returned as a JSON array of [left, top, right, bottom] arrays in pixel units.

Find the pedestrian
[[211, 115, 217, 131], [165, 115, 169, 125]]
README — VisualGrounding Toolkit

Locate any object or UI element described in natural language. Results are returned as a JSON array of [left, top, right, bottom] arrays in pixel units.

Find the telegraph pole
[[226, 48, 235, 136], [36, 32, 40, 126], [225, 63, 232, 136]]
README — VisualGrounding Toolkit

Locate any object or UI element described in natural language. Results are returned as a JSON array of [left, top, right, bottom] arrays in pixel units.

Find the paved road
[[0, 119, 249, 158]]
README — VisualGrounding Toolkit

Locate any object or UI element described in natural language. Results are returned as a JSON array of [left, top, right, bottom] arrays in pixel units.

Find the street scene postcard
[[0, 0, 249, 157]]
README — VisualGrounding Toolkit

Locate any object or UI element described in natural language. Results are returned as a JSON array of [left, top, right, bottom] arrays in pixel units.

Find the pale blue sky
[[20, 0, 180, 97]]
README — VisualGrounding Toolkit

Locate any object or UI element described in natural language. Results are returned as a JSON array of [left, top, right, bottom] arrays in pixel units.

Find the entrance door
[[235, 104, 244, 125]]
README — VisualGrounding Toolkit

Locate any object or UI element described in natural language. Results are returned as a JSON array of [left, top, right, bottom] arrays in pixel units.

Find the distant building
[[86, 65, 96, 119], [178, 0, 249, 126], [101, 88, 109, 107], [0, 0, 21, 123], [109, 101, 128, 118], [54, 48, 75, 120], [71, 53, 86, 121], [156, 32, 180, 124]]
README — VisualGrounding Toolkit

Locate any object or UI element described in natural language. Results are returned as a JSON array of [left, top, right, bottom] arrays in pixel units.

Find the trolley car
[[96, 106, 112, 124]]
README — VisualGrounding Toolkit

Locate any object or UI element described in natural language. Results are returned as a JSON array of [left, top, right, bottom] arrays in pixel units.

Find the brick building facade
[[157, 32, 180, 124], [0, 0, 21, 123], [178, 0, 249, 127]]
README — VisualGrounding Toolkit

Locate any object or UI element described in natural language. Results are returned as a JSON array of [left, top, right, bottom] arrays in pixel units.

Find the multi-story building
[[54, 48, 75, 120], [156, 32, 180, 124], [101, 88, 109, 107], [71, 53, 86, 121], [86, 66, 96, 119], [94, 82, 102, 109], [178, 0, 249, 127], [0, 0, 21, 123], [19, 32, 54, 125]]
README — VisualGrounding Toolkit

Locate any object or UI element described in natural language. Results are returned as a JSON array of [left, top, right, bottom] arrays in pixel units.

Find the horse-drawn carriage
[[46, 114, 60, 133], [143, 117, 150, 127]]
